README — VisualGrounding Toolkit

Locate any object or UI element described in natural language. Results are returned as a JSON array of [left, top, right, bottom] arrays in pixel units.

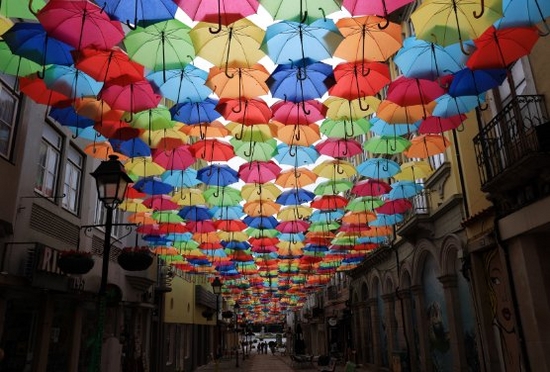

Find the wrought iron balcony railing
[[474, 95, 549, 188]]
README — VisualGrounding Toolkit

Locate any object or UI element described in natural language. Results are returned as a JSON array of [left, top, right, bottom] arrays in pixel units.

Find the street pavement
[[195, 351, 368, 372]]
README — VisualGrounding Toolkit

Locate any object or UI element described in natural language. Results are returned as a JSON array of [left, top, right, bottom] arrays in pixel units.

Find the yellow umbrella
[[171, 188, 206, 206], [0, 14, 13, 36], [241, 182, 281, 201], [393, 160, 434, 181], [313, 159, 357, 179], [140, 125, 188, 150], [217, 231, 249, 242], [324, 96, 381, 120], [277, 206, 313, 221], [125, 156, 165, 177], [182, 120, 229, 138], [275, 168, 318, 188], [226, 122, 276, 141], [243, 200, 281, 217], [118, 200, 151, 213]]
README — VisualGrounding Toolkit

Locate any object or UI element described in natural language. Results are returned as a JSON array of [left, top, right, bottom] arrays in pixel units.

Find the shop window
[[0, 79, 18, 160]]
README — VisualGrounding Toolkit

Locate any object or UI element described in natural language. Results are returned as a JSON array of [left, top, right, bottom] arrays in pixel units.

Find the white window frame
[[0, 80, 19, 159], [94, 199, 125, 238], [62, 146, 83, 214], [35, 125, 62, 198]]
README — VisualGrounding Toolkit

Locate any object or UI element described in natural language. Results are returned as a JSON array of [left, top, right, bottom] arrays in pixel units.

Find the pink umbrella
[[351, 178, 392, 196], [100, 80, 161, 114], [238, 160, 282, 183], [37, 0, 125, 51], [315, 138, 363, 158], [343, 0, 415, 27], [387, 75, 446, 107], [153, 145, 195, 171], [375, 198, 413, 214], [177, 0, 259, 33], [187, 220, 217, 233], [142, 195, 180, 211], [276, 220, 311, 233], [271, 100, 326, 125]]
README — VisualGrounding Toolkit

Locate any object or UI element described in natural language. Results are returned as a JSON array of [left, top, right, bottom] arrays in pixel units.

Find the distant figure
[[268, 341, 276, 355]]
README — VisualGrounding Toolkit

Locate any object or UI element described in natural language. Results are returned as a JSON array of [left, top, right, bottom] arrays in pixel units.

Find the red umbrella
[[152, 145, 195, 170], [189, 139, 235, 161], [466, 25, 540, 70], [238, 160, 281, 183], [276, 220, 311, 233], [351, 243, 378, 251], [315, 138, 363, 158], [94, 118, 141, 141], [19, 74, 72, 108], [177, 0, 259, 32], [375, 198, 413, 214], [271, 100, 326, 125], [387, 75, 446, 107], [351, 179, 391, 196], [418, 114, 466, 134], [37, 0, 125, 51], [142, 195, 180, 210], [215, 219, 248, 231], [187, 220, 217, 233], [100, 80, 161, 114], [73, 47, 144, 84], [216, 98, 272, 124], [329, 61, 391, 100], [310, 195, 348, 210], [157, 223, 189, 234]]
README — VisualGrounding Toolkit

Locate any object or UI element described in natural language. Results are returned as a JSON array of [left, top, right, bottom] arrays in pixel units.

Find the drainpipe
[[452, 128, 470, 218], [392, 227, 411, 371], [494, 219, 531, 372]]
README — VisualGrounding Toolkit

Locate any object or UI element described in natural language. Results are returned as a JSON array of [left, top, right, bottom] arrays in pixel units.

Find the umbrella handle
[[234, 124, 245, 140], [288, 145, 297, 157], [28, 0, 38, 17], [231, 100, 243, 114], [124, 112, 134, 123], [358, 97, 370, 112], [126, 20, 138, 30], [378, 18, 390, 30], [301, 101, 311, 115], [336, 163, 345, 175], [473, 0, 485, 19], [300, 10, 309, 24], [36, 66, 45, 80], [344, 120, 355, 138]]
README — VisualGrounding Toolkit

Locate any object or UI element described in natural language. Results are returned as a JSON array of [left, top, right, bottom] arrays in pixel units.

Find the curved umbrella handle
[[473, 0, 485, 18], [257, 183, 263, 196], [390, 139, 397, 152], [382, 160, 389, 172], [209, 0, 223, 34], [289, 145, 297, 157], [378, 18, 390, 30], [301, 101, 311, 115], [124, 112, 134, 123], [300, 10, 309, 24], [231, 99, 243, 114], [126, 20, 138, 31], [234, 123, 245, 140], [358, 96, 370, 112], [345, 120, 355, 138], [336, 163, 345, 175], [36, 65, 46, 80], [294, 125, 301, 141], [199, 122, 206, 140], [27, 0, 38, 16], [243, 140, 254, 158]]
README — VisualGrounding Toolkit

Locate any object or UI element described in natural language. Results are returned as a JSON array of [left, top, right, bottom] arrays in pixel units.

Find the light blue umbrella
[[388, 181, 424, 199], [147, 65, 211, 103], [495, 0, 550, 30], [44, 64, 103, 98], [369, 213, 404, 226], [432, 93, 486, 117], [274, 144, 319, 166], [357, 158, 401, 179], [370, 117, 419, 137], [309, 209, 344, 223], [161, 169, 202, 187], [210, 206, 245, 220]]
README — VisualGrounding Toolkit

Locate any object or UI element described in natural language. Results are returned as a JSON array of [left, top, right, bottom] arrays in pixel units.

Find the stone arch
[[411, 238, 441, 286], [440, 234, 463, 276], [400, 269, 412, 289], [360, 281, 369, 301], [371, 274, 382, 297], [384, 275, 394, 295]]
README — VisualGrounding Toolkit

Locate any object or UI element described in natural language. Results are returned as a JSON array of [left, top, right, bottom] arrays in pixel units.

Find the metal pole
[[91, 205, 113, 372], [235, 313, 239, 368], [215, 295, 220, 372]]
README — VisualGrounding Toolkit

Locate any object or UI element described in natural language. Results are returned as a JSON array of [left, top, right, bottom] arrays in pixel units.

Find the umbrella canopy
[[343, 0, 414, 18], [259, 0, 343, 24], [147, 65, 211, 104], [207, 63, 270, 99], [101, 0, 178, 27], [177, 0, 259, 28], [329, 61, 391, 100]]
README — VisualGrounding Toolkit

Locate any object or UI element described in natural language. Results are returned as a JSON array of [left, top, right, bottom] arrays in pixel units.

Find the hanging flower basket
[[222, 310, 234, 319], [57, 250, 95, 275], [117, 247, 154, 271], [202, 309, 214, 321]]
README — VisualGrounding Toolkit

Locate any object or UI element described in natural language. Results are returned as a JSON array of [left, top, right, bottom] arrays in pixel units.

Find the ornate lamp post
[[90, 155, 132, 372], [211, 277, 223, 362], [234, 302, 240, 368]]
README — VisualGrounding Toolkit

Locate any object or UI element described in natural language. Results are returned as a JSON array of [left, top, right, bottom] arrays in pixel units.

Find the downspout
[[452, 128, 470, 218], [494, 219, 531, 372], [392, 228, 411, 371]]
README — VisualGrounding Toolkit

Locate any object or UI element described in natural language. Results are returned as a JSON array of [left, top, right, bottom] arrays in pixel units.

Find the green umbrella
[[231, 138, 277, 162], [319, 117, 370, 138], [345, 196, 384, 212], [0, 0, 46, 20], [245, 227, 280, 238], [152, 210, 184, 223], [124, 19, 195, 75], [259, 0, 342, 24], [330, 237, 357, 246], [173, 240, 200, 250], [308, 221, 340, 232], [203, 186, 243, 206], [0, 41, 42, 77], [313, 180, 353, 195], [363, 135, 411, 155], [123, 105, 174, 131]]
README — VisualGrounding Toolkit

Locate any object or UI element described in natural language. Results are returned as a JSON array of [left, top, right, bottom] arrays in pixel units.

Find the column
[[382, 293, 396, 367], [367, 298, 381, 367], [397, 288, 418, 372], [411, 285, 432, 372], [439, 274, 468, 372]]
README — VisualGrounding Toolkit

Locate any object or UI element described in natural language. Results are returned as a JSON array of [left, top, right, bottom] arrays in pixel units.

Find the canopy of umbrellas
[[0, 0, 547, 322]]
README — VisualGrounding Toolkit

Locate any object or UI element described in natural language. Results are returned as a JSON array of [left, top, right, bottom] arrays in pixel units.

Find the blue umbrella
[[278, 232, 305, 241], [309, 209, 344, 223], [196, 164, 239, 186], [110, 137, 151, 158], [448, 68, 507, 98], [303, 244, 329, 253], [210, 206, 245, 220], [161, 168, 202, 187], [275, 188, 315, 205], [495, 0, 550, 30], [68, 126, 106, 141], [370, 117, 419, 137], [274, 144, 319, 166], [369, 213, 405, 226], [44, 64, 103, 99], [178, 206, 213, 221], [147, 65, 211, 103], [267, 58, 335, 102], [357, 158, 401, 179], [243, 216, 279, 229], [49, 106, 94, 129], [170, 97, 220, 124], [261, 18, 343, 63], [133, 176, 174, 195], [394, 36, 469, 81], [358, 236, 389, 244], [3, 23, 74, 67], [388, 181, 423, 199], [100, 0, 178, 28], [432, 93, 487, 117], [142, 235, 172, 244], [222, 241, 251, 250]]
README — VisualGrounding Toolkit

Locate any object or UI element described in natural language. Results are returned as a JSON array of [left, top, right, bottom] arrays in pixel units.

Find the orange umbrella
[[275, 168, 318, 188], [276, 122, 320, 146], [206, 63, 270, 99], [376, 99, 436, 124], [182, 120, 229, 138], [83, 141, 128, 161], [74, 97, 113, 121], [127, 212, 156, 225], [341, 211, 377, 225], [334, 15, 402, 62], [404, 134, 450, 158], [243, 200, 281, 217]]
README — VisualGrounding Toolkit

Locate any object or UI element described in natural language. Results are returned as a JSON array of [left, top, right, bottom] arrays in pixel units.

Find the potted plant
[[222, 310, 234, 319], [57, 250, 95, 275], [117, 246, 154, 271], [202, 309, 214, 320]]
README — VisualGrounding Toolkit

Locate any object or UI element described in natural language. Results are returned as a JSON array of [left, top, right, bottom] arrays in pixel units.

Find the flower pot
[[117, 250, 154, 271], [58, 255, 95, 275]]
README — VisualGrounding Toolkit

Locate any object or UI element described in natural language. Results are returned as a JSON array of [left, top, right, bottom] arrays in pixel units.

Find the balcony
[[473, 95, 550, 215]]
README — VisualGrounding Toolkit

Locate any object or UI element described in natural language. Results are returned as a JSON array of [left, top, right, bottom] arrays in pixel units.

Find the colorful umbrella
[[1, 0, 45, 20], [315, 138, 363, 158], [363, 136, 411, 155], [393, 160, 434, 181], [177, 0, 259, 33], [320, 117, 371, 138], [448, 68, 507, 98], [343, 0, 414, 20], [0, 43, 44, 78], [241, 183, 282, 202], [496, 0, 550, 30], [271, 99, 326, 125], [147, 65, 211, 103], [206, 63, 270, 99], [274, 144, 319, 166], [197, 164, 239, 186], [216, 98, 272, 124], [238, 161, 282, 183], [189, 139, 235, 161], [100, 80, 161, 114], [171, 98, 221, 124], [44, 64, 103, 99], [100, 0, 178, 28], [152, 145, 194, 171], [275, 168, 318, 188], [404, 134, 451, 158], [259, 0, 343, 24], [356, 157, 402, 179], [418, 114, 466, 134], [329, 61, 391, 100]]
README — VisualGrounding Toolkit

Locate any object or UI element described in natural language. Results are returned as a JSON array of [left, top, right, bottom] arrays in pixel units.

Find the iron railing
[[473, 95, 549, 187]]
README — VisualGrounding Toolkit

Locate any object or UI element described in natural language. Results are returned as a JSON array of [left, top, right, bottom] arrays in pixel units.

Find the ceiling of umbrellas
[[0, 0, 546, 322]]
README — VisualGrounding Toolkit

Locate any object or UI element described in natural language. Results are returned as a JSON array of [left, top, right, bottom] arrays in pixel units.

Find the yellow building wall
[[164, 276, 195, 324]]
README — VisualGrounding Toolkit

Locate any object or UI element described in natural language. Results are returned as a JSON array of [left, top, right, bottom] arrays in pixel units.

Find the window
[[62, 146, 83, 213], [35, 125, 62, 197], [94, 199, 125, 237], [0, 81, 18, 159]]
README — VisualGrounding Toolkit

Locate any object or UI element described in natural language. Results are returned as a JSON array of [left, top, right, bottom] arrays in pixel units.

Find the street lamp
[[211, 277, 223, 361], [90, 155, 132, 372], [234, 302, 240, 368]]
